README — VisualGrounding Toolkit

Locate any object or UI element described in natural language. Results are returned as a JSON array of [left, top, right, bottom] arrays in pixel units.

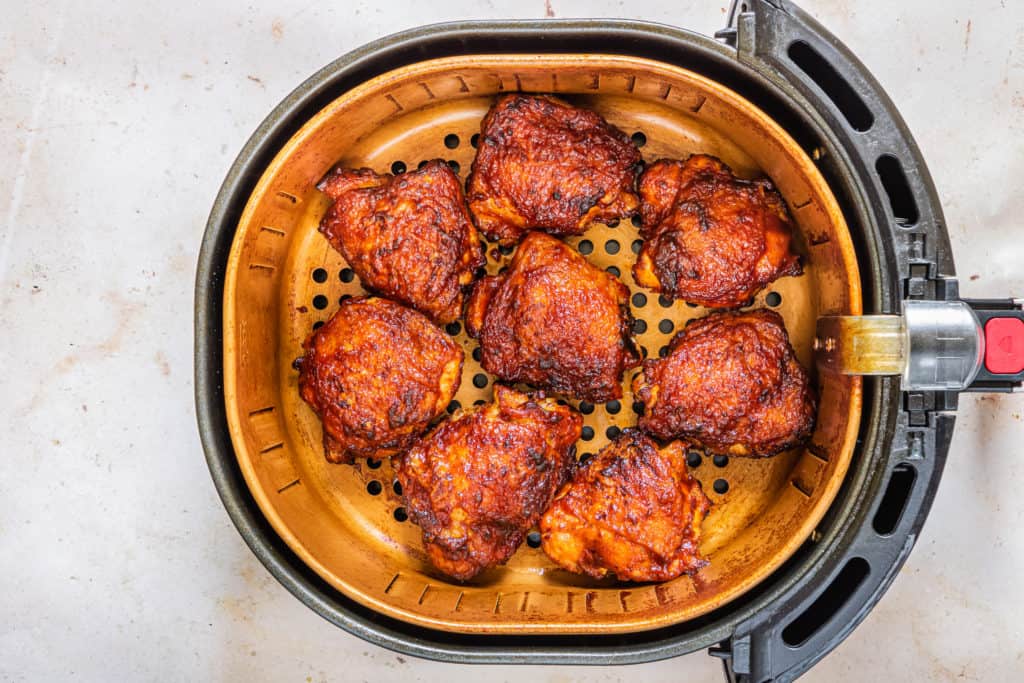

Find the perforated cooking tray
[[196, 2, 1023, 680]]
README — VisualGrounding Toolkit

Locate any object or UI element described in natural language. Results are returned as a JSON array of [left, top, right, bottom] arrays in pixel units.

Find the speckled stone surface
[[2, 1, 1022, 681]]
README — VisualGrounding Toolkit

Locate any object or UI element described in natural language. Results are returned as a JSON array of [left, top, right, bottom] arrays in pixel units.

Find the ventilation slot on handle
[[787, 41, 874, 132], [781, 557, 870, 647], [872, 464, 917, 535], [875, 154, 920, 227]]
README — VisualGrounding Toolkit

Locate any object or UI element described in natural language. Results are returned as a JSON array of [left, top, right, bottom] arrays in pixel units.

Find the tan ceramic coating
[[222, 54, 863, 634]]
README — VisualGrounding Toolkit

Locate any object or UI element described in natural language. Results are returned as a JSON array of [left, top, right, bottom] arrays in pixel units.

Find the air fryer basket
[[196, 1, 1020, 680], [221, 51, 862, 635]]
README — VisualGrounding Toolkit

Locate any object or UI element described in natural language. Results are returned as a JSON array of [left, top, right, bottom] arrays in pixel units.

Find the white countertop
[[3, 1, 1023, 680]]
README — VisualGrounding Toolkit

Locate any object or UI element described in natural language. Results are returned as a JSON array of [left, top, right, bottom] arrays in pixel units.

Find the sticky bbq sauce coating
[[633, 154, 802, 308], [395, 385, 582, 581], [632, 309, 816, 457], [297, 296, 463, 463], [540, 431, 710, 583], [465, 231, 639, 403], [466, 94, 641, 245], [318, 160, 485, 324]]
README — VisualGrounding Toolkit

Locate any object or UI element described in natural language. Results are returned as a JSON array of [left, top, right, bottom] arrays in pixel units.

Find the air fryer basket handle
[[817, 299, 1024, 393], [712, 1, 980, 681]]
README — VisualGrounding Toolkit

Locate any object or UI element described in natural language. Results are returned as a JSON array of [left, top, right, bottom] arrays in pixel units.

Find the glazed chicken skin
[[297, 297, 463, 463], [395, 385, 582, 581], [540, 431, 710, 582], [633, 155, 802, 308], [466, 94, 641, 245], [465, 232, 639, 402], [319, 160, 485, 324], [632, 309, 815, 457]]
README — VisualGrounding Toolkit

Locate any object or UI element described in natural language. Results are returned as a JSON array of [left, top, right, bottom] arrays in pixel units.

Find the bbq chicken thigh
[[319, 160, 484, 324], [632, 309, 815, 457], [466, 94, 641, 245], [395, 385, 582, 581], [540, 431, 710, 582], [297, 297, 463, 463], [633, 155, 802, 308], [465, 232, 639, 403]]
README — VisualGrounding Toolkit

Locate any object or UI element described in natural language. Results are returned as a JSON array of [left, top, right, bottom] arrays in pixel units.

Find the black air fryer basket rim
[[195, 2, 956, 681]]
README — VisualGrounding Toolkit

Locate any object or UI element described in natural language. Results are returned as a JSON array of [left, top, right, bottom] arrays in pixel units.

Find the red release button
[[984, 317, 1024, 374]]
